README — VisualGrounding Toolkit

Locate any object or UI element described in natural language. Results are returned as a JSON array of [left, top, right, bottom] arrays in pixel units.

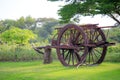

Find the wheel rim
[[57, 24, 88, 66], [84, 28, 107, 65]]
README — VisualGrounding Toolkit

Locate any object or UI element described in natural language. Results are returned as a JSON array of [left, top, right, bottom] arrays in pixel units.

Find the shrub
[[0, 44, 42, 61], [0, 27, 37, 44], [105, 44, 120, 62]]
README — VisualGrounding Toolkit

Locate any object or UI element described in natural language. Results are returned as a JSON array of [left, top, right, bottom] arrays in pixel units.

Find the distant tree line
[[0, 16, 61, 44], [0, 15, 120, 45]]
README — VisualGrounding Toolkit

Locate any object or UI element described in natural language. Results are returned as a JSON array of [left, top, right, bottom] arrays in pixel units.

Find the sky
[[0, 0, 116, 26]]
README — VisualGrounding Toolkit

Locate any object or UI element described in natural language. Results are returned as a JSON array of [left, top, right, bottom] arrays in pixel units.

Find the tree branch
[[108, 13, 120, 24]]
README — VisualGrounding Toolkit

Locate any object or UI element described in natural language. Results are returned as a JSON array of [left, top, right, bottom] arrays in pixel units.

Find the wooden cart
[[33, 24, 115, 67]]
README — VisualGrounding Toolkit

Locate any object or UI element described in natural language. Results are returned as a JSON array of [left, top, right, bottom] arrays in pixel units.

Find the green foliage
[[3, 19, 16, 28], [0, 44, 42, 61], [0, 41, 58, 61], [1, 19, 16, 31], [1, 16, 36, 31], [102, 28, 120, 62], [36, 21, 59, 41], [58, 3, 79, 23], [103, 27, 120, 43], [0, 27, 37, 44], [15, 16, 36, 30], [0, 61, 120, 80], [24, 16, 36, 29], [108, 28, 120, 43], [105, 44, 120, 62], [0, 17, 60, 43], [0, 26, 120, 62], [15, 16, 25, 29], [43, 22, 58, 34], [0, 43, 119, 62], [50, 29, 58, 39], [0, 21, 5, 33], [57, 0, 120, 23]]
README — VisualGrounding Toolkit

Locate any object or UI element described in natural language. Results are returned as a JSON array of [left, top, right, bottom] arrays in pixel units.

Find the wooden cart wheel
[[84, 27, 107, 65], [57, 24, 88, 66]]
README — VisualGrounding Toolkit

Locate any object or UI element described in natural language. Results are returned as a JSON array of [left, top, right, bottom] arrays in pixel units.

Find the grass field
[[0, 61, 120, 80]]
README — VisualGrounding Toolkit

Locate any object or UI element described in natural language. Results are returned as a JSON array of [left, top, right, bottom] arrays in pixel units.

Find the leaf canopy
[[48, 0, 120, 24]]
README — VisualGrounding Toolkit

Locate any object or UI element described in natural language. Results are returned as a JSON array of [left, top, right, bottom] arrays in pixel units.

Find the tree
[[2, 19, 16, 30], [48, 0, 120, 24], [35, 18, 59, 40], [16, 16, 36, 30], [0, 21, 5, 33], [37, 21, 59, 40], [0, 27, 37, 44], [43, 21, 59, 34], [108, 27, 120, 43], [15, 16, 25, 29], [25, 16, 36, 30]]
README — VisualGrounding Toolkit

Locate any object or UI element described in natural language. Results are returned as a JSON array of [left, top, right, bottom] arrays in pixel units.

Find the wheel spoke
[[75, 52, 81, 61], [92, 30, 96, 40], [92, 49, 99, 60], [74, 52, 78, 63], [93, 29, 97, 41], [94, 48, 102, 55], [88, 52, 90, 64], [94, 33, 100, 41], [68, 52, 71, 64], [72, 52, 74, 65], [64, 50, 70, 60], [91, 51, 95, 64], [74, 32, 80, 43], [62, 49, 65, 59], [90, 30, 92, 40]]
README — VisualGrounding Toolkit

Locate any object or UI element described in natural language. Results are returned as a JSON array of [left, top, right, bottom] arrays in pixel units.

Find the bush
[[0, 43, 119, 62], [0, 41, 58, 62], [0, 44, 42, 61], [105, 44, 120, 62], [0, 27, 37, 44]]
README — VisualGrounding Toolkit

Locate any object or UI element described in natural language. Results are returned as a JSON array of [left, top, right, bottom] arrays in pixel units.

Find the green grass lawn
[[0, 61, 120, 80]]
